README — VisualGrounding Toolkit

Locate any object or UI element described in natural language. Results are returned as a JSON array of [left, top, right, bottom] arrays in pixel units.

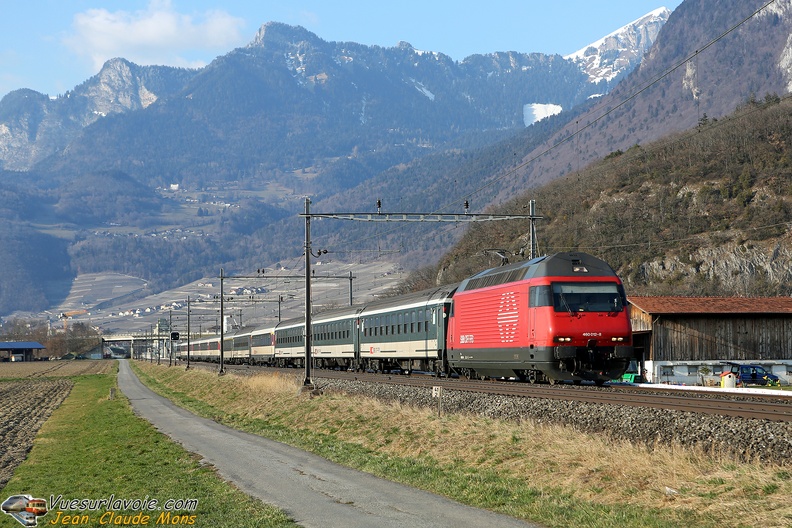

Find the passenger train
[[177, 252, 633, 384]]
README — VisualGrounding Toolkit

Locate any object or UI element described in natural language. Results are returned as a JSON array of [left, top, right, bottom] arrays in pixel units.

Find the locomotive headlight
[[554, 336, 572, 342], [611, 337, 625, 342]]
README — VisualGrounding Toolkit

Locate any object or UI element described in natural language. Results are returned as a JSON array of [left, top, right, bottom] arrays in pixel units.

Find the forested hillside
[[427, 94, 792, 297]]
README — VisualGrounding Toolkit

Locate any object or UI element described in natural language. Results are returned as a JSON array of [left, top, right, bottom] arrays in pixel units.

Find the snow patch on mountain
[[523, 103, 563, 126], [411, 79, 436, 100], [566, 7, 670, 84]]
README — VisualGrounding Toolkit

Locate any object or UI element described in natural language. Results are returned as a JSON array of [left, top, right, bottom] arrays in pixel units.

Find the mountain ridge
[[0, 7, 698, 318]]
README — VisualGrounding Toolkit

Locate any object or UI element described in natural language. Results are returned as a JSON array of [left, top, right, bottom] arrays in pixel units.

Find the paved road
[[117, 360, 538, 528]]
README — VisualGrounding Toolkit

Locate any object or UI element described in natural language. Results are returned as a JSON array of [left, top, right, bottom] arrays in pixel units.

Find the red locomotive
[[447, 252, 632, 384]]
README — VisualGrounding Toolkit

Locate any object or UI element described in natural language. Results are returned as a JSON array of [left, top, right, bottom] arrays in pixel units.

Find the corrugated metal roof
[[0, 341, 45, 350], [628, 296, 792, 315]]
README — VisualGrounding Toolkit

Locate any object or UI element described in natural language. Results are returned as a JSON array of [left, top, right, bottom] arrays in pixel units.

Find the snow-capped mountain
[[566, 7, 671, 84], [520, 7, 670, 125], [0, 15, 671, 315]]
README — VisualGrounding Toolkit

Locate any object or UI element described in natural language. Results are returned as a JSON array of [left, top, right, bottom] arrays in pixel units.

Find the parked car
[[730, 364, 780, 386]]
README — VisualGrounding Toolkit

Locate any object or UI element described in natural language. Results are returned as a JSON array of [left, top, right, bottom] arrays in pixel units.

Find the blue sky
[[0, 0, 683, 99]]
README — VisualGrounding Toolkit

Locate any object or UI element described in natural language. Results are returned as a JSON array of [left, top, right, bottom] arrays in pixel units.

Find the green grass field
[[0, 363, 297, 528]]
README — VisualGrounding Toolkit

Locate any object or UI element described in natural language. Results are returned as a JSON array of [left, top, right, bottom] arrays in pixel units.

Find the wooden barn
[[628, 297, 792, 385]]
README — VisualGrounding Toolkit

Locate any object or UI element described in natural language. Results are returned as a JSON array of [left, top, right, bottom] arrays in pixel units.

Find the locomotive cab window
[[551, 282, 625, 312], [529, 285, 552, 307]]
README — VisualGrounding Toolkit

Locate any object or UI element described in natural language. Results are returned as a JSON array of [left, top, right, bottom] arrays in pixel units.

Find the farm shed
[[628, 297, 792, 384], [0, 341, 46, 362]]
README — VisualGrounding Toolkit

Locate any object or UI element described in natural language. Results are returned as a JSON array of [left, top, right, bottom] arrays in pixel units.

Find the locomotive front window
[[551, 282, 624, 312]]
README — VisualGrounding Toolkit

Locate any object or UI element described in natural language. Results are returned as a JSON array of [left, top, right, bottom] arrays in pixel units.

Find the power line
[[441, 0, 778, 212]]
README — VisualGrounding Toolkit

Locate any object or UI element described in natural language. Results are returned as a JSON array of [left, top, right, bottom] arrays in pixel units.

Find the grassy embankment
[[131, 362, 792, 528], [0, 362, 297, 528]]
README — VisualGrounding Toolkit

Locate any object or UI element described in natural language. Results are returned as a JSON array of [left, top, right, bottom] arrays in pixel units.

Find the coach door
[[353, 310, 364, 370]]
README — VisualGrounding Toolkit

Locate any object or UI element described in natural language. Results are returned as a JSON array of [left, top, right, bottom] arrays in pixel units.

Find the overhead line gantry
[[298, 197, 542, 388]]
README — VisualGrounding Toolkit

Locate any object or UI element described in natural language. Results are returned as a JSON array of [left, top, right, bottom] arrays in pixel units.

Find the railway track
[[183, 361, 792, 422]]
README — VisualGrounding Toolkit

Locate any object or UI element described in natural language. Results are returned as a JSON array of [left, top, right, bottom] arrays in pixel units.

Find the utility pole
[[527, 199, 540, 259], [304, 197, 313, 387], [168, 309, 173, 367], [186, 296, 191, 370], [219, 268, 225, 375]]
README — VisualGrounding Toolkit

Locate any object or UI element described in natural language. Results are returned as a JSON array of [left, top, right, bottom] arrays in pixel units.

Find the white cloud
[[62, 0, 246, 71]]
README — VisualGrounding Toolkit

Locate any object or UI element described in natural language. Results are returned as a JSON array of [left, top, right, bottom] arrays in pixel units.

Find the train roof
[[457, 252, 619, 293], [271, 285, 457, 330], [359, 284, 457, 315]]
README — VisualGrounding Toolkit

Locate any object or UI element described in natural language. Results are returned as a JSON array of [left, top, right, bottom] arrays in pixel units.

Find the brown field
[[0, 379, 73, 489], [0, 359, 113, 378], [0, 360, 112, 490]]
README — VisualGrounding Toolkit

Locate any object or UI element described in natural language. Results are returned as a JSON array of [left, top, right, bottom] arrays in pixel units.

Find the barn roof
[[0, 341, 46, 350], [628, 296, 792, 315]]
